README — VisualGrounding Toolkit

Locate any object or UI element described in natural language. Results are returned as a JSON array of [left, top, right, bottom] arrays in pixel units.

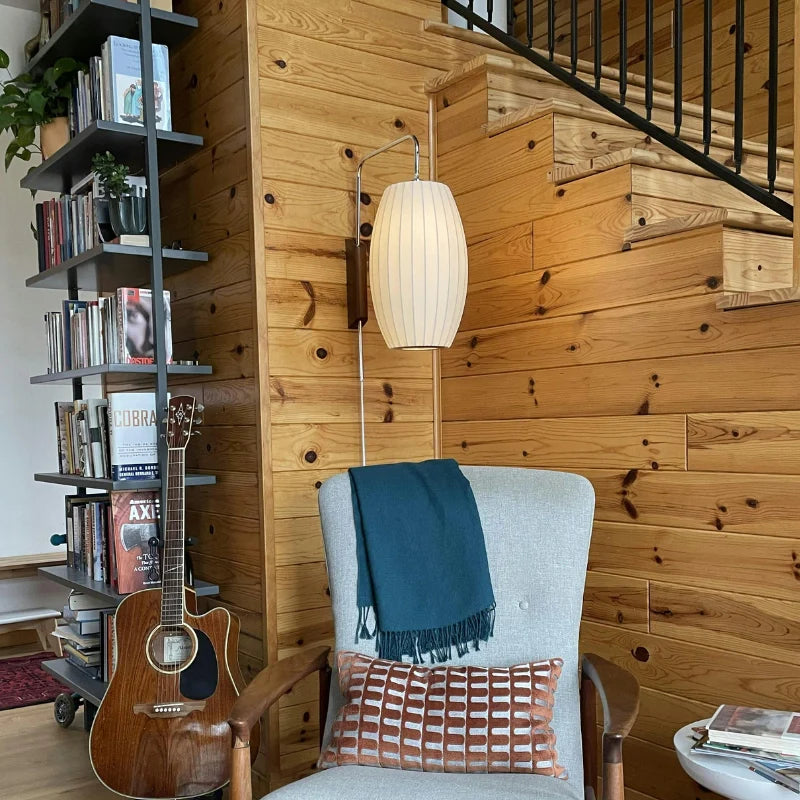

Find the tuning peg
[[196, 404, 205, 413], [191, 430, 202, 436], [161, 417, 169, 424], [194, 416, 204, 425]]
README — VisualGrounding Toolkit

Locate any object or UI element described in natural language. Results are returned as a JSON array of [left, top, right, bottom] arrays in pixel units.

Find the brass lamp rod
[[354, 134, 421, 248], [352, 134, 420, 466]]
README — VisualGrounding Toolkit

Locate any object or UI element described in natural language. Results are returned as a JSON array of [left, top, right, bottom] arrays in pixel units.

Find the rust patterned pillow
[[319, 650, 567, 777]]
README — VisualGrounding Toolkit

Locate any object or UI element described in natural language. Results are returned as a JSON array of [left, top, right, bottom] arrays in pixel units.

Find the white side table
[[674, 721, 795, 799]]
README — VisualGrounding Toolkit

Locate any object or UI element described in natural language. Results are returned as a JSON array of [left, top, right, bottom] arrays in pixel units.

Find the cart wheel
[[54, 693, 78, 727]]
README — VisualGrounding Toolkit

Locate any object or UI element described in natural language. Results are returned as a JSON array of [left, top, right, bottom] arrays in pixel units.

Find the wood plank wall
[[512, 0, 794, 144], [252, 0, 486, 789], [436, 92, 800, 798], [162, 0, 265, 690]]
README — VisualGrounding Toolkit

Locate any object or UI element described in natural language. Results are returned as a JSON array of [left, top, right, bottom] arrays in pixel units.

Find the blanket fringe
[[357, 604, 496, 664]]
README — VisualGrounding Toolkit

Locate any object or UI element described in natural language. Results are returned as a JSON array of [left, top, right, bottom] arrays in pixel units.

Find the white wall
[[0, 5, 70, 561]]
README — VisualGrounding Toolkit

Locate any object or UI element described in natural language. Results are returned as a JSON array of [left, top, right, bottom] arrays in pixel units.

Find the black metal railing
[[441, 0, 793, 221]]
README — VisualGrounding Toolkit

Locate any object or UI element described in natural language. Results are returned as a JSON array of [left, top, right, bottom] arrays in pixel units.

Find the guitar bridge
[[133, 701, 206, 719]]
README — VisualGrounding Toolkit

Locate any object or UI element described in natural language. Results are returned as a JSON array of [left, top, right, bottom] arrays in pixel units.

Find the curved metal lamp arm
[[354, 134, 420, 246]]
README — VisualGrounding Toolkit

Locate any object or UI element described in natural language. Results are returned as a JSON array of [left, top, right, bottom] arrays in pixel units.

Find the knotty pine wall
[[436, 91, 800, 798], [513, 0, 794, 144], [252, 0, 492, 789], [163, 0, 266, 699]]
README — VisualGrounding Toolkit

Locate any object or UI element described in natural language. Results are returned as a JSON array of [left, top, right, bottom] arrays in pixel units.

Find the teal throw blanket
[[348, 459, 495, 664]]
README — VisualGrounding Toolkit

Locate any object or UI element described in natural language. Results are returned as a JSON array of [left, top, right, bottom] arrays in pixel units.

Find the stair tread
[[489, 99, 795, 164], [624, 208, 793, 245], [424, 20, 675, 94], [427, 52, 733, 124], [550, 147, 794, 193]]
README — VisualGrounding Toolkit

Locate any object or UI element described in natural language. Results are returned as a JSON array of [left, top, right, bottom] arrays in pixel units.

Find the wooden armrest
[[581, 653, 639, 742], [228, 645, 330, 743], [228, 646, 331, 800], [581, 653, 639, 800]]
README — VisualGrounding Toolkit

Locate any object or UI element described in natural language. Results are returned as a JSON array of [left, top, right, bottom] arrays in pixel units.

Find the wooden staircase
[[425, 23, 796, 311]]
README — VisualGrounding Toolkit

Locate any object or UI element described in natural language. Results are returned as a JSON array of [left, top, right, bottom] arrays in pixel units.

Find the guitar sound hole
[[146, 624, 197, 673]]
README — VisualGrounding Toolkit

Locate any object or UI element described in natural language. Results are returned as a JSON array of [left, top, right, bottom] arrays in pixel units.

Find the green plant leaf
[[3, 84, 22, 97], [18, 147, 31, 161], [16, 125, 34, 147], [4, 141, 18, 169], [0, 49, 9, 70], [27, 89, 46, 116]]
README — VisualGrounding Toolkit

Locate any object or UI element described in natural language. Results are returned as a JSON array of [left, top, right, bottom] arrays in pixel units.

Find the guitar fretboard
[[160, 447, 186, 628]]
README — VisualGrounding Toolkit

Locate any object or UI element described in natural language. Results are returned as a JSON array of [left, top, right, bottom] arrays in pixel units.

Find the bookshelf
[[25, 0, 218, 725]]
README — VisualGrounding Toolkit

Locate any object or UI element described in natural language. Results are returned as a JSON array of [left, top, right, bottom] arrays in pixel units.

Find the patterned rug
[[0, 652, 70, 711]]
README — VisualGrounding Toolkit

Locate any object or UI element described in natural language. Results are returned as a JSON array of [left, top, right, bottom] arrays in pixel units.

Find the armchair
[[227, 467, 639, 800]]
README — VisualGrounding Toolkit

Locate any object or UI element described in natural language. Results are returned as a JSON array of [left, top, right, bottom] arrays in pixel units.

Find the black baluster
[[702, 0, 712, 154], [733, 0, 744, 172], [548, 0, 555, 59], [507, 0, 517, 35], [767, 0, 778, 191], [619, 0, 627, 104], [467, 0, 474, 30], [571, 0, 578, 73], [488, 0, 494, 25], [594, 0, 602, 89], [527, 0, 533, 47], [645, 0, 654, 119], [673, 0, 683, 136]]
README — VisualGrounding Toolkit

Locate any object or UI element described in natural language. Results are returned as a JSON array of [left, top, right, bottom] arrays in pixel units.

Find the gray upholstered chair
[[228, 466, 639, 800]]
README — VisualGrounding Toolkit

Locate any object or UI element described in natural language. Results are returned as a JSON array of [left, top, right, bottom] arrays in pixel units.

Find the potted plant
[[0, 48, 81, 166], [91, 151, 148, 238]]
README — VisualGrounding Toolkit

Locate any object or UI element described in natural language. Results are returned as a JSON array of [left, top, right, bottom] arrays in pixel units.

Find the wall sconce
[[345, 134, 468, 464]]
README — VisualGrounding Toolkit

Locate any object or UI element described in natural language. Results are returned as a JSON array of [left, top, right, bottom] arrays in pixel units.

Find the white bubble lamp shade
[[369, 179, 468, 350]]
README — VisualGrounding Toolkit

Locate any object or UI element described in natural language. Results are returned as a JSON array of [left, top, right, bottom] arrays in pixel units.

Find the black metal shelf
[[26, 245, 207, 292], [34, 472, 216, 491], [39, 564, 220, 604], [21, 122, 203, 193], [26, 0, 198, 76], [31, 363, 212, 384], [41, 658, 106, 706]]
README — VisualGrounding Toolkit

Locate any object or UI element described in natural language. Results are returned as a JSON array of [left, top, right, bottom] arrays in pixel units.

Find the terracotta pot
[[40, 116, 69, 160]]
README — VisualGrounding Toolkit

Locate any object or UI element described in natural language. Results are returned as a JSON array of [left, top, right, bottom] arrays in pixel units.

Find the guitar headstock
[[165, 395, 204, 450]]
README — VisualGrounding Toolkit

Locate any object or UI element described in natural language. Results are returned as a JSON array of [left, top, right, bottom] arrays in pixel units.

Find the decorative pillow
[[319, 651, 566, 778]]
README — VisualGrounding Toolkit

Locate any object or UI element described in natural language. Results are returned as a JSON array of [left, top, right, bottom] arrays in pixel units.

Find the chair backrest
[[318, 465, 595, 786]]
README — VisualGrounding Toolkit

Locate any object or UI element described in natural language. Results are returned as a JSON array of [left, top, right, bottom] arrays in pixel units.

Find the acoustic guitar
[[90, 395, 258, 799]]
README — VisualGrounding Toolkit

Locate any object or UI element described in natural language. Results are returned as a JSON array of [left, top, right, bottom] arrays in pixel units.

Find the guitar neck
[[160, 446, 186, 627]]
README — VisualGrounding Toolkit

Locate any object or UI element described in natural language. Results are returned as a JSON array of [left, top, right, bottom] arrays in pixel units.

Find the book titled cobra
[[110, 490, 161, 594], [107, 392, 161, 481]]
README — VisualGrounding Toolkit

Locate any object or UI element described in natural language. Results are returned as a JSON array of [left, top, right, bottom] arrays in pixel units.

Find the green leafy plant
[[0, 48, 81, 168], [91, 151, 132, 198]]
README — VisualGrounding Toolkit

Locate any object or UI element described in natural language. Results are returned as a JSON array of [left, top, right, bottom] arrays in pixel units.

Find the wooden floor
[[0, 703, 117, 800]]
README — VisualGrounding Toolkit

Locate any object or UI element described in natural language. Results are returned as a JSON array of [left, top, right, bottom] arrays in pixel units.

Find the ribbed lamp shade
[[369, 180, 468, 349]]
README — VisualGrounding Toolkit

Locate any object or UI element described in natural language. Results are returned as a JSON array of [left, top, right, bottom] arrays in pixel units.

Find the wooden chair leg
[[580, 670, 599, 799], [34, 621, 51, 652], [47, 619, 62, 656]]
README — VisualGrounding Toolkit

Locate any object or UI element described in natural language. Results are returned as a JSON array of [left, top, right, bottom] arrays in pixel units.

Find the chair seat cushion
[[266, 766, 583, 800]]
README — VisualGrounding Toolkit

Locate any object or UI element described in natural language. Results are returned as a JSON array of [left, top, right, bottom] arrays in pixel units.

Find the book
[[117, 287, 173, 364], [68, 592, 111, 611], [709, 705, 800, 757], [53, 624, 101, 649], [109, 491, 161, 594], [112, 234, 150, 246], [63, 642, 101, 666], [103, 36, 172, 131], [107, 392, 160, 481]]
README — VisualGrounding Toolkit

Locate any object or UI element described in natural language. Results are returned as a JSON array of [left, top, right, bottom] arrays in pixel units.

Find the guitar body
[[90, 588, 258, 799]]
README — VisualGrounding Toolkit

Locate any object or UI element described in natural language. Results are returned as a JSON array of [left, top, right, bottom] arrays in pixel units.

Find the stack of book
[[62, 36, 172, 138], [55, 391, 159, 480], [692, 705, 800, 793], [54, 593, 115, 681], [63, 490, 162, 594], [43, 287, 173, 373], [35, 175, 146, 273]]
